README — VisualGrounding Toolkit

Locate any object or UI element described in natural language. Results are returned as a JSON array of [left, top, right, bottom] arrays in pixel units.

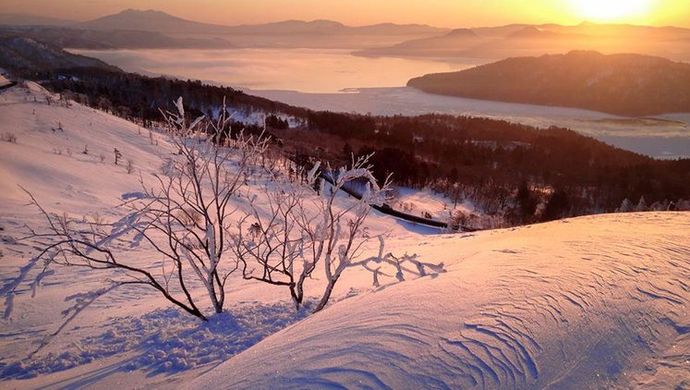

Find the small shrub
[[126, 159, 135, 174]]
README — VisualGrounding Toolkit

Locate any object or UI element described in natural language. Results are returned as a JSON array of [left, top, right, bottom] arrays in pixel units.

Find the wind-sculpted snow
[[192, 213, 690, 389]]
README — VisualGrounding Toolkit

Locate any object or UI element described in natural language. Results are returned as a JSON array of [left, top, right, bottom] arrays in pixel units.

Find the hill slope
[[0, 36, 118, 73], [408, 51, 690, 116], [0, 82, 688, 389], [0, 81, 419, 388], [192, 212, 690, 389]]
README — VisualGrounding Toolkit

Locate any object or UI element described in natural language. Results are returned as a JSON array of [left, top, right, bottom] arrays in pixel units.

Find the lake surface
[[74, 48, 690, 159]]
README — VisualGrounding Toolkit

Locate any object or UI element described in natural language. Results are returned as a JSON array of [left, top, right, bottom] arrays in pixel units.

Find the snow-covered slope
[[0, 82, 427, 388], [192, 212, 690, 389], [1, 82, 688, 389]]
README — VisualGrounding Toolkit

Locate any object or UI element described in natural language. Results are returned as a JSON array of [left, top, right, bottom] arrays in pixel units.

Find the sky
[[2, 0, 689, 28]]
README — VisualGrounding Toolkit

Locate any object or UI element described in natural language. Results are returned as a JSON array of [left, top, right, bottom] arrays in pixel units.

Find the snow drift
[[191, 213, 690, 389]]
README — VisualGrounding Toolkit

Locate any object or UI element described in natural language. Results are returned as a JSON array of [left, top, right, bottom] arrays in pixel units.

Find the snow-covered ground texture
[[0, 82, 689, 389], [193, 212, 690, 389], [0, 81, 430, 388]]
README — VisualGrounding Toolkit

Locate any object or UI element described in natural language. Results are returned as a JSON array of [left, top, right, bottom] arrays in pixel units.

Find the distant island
[[408, 51, 690, 116]]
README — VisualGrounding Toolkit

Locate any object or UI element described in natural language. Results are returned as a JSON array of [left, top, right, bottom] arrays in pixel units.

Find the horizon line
[[3, 8, 689, 30]]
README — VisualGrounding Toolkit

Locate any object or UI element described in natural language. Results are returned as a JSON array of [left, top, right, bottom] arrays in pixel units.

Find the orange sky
[[2, 0, 689, 28]]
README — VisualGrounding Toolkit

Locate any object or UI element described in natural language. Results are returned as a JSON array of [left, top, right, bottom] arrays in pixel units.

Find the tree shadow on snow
[[0, 300, 315, 381]]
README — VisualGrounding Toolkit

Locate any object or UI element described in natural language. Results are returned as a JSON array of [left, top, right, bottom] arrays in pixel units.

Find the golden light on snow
[[568, 0, 653, 22]]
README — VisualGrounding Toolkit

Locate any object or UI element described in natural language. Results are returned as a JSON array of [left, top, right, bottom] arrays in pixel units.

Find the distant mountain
[[359, 22, 690, 62], [0, 36, 119, 73], [352, 22, 448, 36], [408, 51, 690, 116], [470, 24, 529, 38], [227, 19, 445, 36], [357, 28, 479, 57], [77, 9, 446, 37], [0, 13, 75, 27], [226, 19, 347, 35], [507, 26, 577, 40], [77, 9, 231, 34], [0, 26, 234, 49], [64, 9, 448, 49]]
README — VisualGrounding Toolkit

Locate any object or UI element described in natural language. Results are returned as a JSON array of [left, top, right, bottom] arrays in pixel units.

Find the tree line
[[31, 66, 690, 226]]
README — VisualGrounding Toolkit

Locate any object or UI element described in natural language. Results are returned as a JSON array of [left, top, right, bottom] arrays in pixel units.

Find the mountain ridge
[[74, 9, 446, 36], [357, 22, 690, 61]]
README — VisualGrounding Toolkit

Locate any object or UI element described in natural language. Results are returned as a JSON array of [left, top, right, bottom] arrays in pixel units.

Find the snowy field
[[192, 212, 690, 389], [0, 83, 689, 389]]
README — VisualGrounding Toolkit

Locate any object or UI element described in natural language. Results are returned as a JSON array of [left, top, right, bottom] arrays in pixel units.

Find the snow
[[1, 302, 313, 379], [0, 82, 427, 387], [191, 213, 690, 389], [391, 186, 476, 220], [1, 83, 689, 389]]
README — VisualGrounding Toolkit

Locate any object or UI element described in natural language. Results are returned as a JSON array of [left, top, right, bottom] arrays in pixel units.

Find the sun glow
[[569, 0, 653, 22]]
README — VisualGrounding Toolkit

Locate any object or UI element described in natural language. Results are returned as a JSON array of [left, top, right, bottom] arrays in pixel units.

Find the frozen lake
[[74, 48, 690, 159]]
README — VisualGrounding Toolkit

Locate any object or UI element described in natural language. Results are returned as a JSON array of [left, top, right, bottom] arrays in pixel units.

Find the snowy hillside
[[0, 82, 688, 389], [192, 212, 690, 389], [0, 82, 425, 388]]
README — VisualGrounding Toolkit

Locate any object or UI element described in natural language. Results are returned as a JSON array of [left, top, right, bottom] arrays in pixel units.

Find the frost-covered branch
[[232, 154, 434, 313]]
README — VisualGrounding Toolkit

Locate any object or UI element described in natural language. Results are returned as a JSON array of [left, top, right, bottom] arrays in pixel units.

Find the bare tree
[[15, 98, 268, 322], [232, 156, 442, 313], [8, 96, 442, 353]]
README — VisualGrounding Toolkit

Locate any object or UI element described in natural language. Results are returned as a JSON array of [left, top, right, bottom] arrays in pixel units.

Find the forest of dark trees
[[27, 66, 690, 227]]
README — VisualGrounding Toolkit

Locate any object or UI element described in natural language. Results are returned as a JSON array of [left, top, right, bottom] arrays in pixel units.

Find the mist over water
[[74, 48, 690, 159], [72, 48, 477, 93]]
